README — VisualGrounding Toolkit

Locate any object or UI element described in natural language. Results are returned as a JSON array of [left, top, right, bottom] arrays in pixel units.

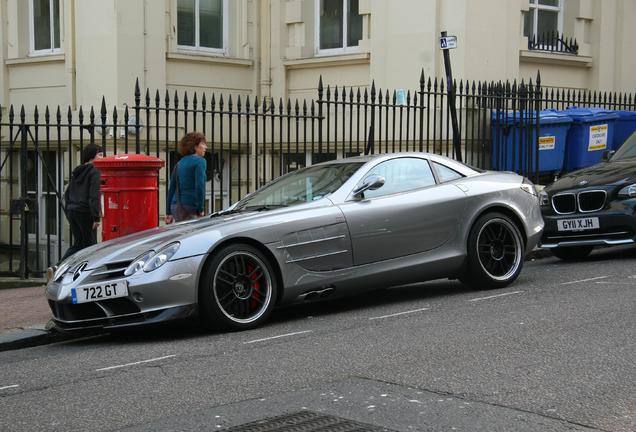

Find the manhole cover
[[222, 410, 396, 431]]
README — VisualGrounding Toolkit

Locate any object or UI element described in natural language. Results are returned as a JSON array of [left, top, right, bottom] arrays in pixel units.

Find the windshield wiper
[[242, 204, 288, 212]]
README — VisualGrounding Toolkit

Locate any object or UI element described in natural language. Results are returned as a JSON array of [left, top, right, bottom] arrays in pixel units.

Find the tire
[[199, 243, 278, 331], [551, 246, 593, 261], [462, 212, 525, 290]]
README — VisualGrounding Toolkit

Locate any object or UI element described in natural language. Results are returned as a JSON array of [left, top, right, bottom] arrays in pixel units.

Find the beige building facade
[[1, 0, 635, 274], [0, 0, 635, 111]]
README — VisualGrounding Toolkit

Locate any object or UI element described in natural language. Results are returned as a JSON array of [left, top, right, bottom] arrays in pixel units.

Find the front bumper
[[46, 254, 206, 330], [539, 205, 636, 248], [50, 304, 198, 331]]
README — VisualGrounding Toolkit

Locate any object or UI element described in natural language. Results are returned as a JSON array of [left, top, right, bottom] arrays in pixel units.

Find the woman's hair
[[81, 144, 103, 164], [178, 131, 206, 156]]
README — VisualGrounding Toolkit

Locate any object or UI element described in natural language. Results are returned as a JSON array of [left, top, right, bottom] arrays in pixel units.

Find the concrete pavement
[[0, 286, 75, 352]]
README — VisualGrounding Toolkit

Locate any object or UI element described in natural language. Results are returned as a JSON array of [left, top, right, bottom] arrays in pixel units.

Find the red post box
[[93, 154, 165, 241]]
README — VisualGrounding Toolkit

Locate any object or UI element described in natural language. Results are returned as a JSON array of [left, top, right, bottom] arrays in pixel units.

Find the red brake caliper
[[248, 264, 261, 311]]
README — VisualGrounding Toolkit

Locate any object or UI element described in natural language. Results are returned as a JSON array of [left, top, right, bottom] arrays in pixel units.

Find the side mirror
[[352, 174, 385, 197], [602, 150, 615, 161]]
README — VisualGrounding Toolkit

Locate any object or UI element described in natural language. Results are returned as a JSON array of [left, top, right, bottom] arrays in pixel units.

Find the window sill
[[167, 52, 252, 67], [283, 53, 370, 70], [5, 54, 65, 66], [519, 50, 592, 68]]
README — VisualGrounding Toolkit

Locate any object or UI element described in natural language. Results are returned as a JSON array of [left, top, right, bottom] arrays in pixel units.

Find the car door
[[338, 157, 467, 266]]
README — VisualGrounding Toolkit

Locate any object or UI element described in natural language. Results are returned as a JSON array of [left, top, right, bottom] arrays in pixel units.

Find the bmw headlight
[[618, 184, 636, 199], [143, 243, 180, 272], [539, 190, 549, 206], [124, 251, 156, 276]]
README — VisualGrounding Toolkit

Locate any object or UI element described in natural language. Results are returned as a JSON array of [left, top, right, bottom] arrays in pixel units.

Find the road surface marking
[[0, 385, 19, 391], [244, 330, 313, 344], [595, 281, 632, 285], [560, 276, 608, 286], [95, 355, 176, 372], [369, 307, 430, 320], [468, 291, 523, 302]]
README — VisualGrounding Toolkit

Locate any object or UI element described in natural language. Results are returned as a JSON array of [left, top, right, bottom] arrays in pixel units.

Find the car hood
[[61, 210, 272, 270], [60, 202, 332, 271], [547, 159, 636, 192]]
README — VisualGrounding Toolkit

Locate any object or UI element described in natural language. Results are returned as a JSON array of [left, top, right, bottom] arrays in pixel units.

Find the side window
[[363, 158, 436, 199], [433, 162, 463, 183]]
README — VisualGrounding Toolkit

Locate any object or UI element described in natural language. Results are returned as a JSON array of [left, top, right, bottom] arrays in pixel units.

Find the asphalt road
[[0, 246, 634, 432]]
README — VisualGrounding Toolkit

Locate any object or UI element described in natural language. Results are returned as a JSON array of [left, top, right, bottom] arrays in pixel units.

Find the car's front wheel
[[551, 245, 593, 261], [462, 212, 525, 289], [199, 243, 278, 331]]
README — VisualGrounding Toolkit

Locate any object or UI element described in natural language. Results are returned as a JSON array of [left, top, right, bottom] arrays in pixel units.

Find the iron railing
[[528, 32, 579, 55], [1, 71, 635, 278]]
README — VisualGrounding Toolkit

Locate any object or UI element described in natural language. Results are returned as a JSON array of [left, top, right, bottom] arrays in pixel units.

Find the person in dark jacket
[[60, 144, 103, 261], [165, 132, 208, 223]]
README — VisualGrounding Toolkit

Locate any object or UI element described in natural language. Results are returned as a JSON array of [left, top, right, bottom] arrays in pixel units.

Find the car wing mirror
[[352, 175, 385, 198], [602, 150, 615, 161]]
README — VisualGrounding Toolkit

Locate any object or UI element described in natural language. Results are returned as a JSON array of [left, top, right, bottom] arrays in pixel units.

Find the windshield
[[233, 162, 364, 210], [612, 131, 636, 160]]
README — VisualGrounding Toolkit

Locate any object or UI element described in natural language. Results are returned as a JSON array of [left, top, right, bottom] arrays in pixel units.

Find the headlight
[[53, 262, 70, 281], [143, 243, 180, 272], [539, 190, 549, 206], [520, 178, 538, 197], [618, 184, 636, 199], [124, 251, 156, 276]]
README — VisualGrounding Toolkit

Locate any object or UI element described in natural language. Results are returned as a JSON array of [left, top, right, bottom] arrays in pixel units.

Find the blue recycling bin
[[563, 108, 619, 171], [612, 110, 636, 151], [491, 110, 572, 174]]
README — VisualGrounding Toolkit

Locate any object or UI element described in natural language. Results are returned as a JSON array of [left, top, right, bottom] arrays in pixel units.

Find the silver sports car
[[46, 153, 544, 331]]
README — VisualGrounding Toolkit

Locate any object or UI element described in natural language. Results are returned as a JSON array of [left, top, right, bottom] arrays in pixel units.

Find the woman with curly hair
[[165, 132, 208, 223]]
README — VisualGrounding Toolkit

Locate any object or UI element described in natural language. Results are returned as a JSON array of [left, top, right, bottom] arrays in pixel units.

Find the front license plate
[[71, 280, 128, 304], [557, 217, 600, 232]]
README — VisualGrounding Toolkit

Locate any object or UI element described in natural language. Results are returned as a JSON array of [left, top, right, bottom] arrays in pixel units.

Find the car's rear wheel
[[199, 243, 278, 331], [462, 212, 524, 289], [551, 246, 593, 261]]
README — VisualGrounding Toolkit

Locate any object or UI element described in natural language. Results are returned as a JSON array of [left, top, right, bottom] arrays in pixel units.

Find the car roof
[[312, 152, 472, 169]]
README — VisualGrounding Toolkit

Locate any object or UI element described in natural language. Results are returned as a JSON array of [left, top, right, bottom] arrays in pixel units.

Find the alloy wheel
[[212, 251, 273, 324], [476, 218, 523, 282]]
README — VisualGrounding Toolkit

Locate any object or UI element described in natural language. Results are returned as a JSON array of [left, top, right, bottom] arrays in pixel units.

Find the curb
[[0, 321, 101, 353]]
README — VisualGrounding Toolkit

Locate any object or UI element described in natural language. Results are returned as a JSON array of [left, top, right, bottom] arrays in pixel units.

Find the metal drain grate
[[221, 410, 396, 432]]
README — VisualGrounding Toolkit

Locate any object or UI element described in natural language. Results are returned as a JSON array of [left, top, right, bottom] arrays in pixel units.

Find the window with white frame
[[317, 0, 362, 53], [523, 0, 562, 40], [177, 0, 226, 52], [30, 0, 61, 54]]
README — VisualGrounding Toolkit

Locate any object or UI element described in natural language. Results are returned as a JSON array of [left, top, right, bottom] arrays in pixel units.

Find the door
[[338, 157, 466, 266]]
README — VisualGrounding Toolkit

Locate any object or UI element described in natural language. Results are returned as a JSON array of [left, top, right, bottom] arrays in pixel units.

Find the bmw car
[[46, 153, 543, 331], [539, 132, 636, 260]]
